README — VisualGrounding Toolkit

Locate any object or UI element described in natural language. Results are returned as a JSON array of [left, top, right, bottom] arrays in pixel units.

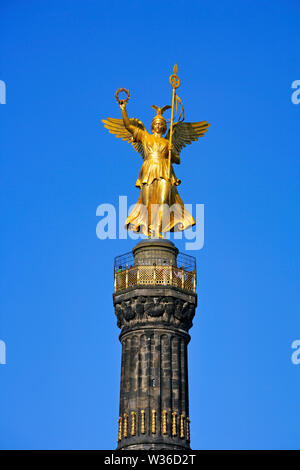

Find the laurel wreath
[[115, 88, 130, 105]]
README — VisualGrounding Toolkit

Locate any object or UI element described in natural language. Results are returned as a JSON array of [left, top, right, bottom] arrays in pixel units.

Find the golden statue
[[102, 65, 210, 238]]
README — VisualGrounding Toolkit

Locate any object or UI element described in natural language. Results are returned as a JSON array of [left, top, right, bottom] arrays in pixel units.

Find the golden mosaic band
[[152, 409, 156, 434], [117, 417, 122, 442], [131, 411, 136, 436], [186, 417, 190, 442], [123, 413, 128, 438], [162, 410, 167, 434], [117, 410, 190, 442], [141, 409, 145, 434], [172, 411, 177, 436], [180, 413, 185, 438]]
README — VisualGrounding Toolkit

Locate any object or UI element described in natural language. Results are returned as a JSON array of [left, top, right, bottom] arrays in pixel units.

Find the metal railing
[[114, 264, 196, 293], [114, 251, 196, 272]]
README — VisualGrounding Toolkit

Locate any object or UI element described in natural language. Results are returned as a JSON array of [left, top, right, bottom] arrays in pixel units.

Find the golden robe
[[125, 128, 195, 237]]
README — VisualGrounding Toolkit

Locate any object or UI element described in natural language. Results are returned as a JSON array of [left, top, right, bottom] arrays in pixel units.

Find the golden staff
[[167, 64, 181, 183]]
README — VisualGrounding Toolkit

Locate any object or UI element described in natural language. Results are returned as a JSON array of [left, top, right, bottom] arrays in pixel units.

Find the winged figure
[[102, 99, 210, 238]]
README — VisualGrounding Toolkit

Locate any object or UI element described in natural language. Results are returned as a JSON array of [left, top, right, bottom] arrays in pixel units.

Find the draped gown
[[125, 127, 195, 237]]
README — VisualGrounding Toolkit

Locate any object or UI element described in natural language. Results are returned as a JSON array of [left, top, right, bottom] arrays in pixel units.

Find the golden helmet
[[151, 105, 171, 131]]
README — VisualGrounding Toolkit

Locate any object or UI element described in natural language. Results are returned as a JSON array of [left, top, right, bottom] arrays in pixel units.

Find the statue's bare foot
[[148, 226, 163, 239]]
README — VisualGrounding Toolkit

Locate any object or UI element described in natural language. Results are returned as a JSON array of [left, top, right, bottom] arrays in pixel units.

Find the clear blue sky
[[0, 0, 300, 450]]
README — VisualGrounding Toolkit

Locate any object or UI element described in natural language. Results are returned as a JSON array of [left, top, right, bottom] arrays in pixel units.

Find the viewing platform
[[114, 240, 196, 293]]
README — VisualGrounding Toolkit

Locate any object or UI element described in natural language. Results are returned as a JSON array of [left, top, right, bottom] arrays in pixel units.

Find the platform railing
[[114, 265, 196, 293]]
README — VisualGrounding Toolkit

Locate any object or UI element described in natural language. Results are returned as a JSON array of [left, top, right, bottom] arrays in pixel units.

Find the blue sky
[[0, 0, 300, 449]]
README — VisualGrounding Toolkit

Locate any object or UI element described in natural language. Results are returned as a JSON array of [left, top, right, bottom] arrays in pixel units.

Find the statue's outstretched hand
[[115, 88, 130, 110]]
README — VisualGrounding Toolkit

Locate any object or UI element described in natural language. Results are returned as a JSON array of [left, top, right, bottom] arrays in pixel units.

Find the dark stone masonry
[[113, 239, 197, 450]]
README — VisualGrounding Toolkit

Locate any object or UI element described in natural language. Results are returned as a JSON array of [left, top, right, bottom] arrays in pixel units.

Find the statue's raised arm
[[102, 88, 146, 159]]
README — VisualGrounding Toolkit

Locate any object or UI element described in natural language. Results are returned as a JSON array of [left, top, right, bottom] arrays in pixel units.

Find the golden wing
[[102, 117, 145, 158], [165, 121, 210, 157]]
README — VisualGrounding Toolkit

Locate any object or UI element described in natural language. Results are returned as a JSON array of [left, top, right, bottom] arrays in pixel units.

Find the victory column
[[102, 65, 210, 450]]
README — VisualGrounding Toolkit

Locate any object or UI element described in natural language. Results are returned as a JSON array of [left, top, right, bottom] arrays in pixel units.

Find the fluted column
[[117, 329, 191, 450], [113, 240, 197, 450]]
